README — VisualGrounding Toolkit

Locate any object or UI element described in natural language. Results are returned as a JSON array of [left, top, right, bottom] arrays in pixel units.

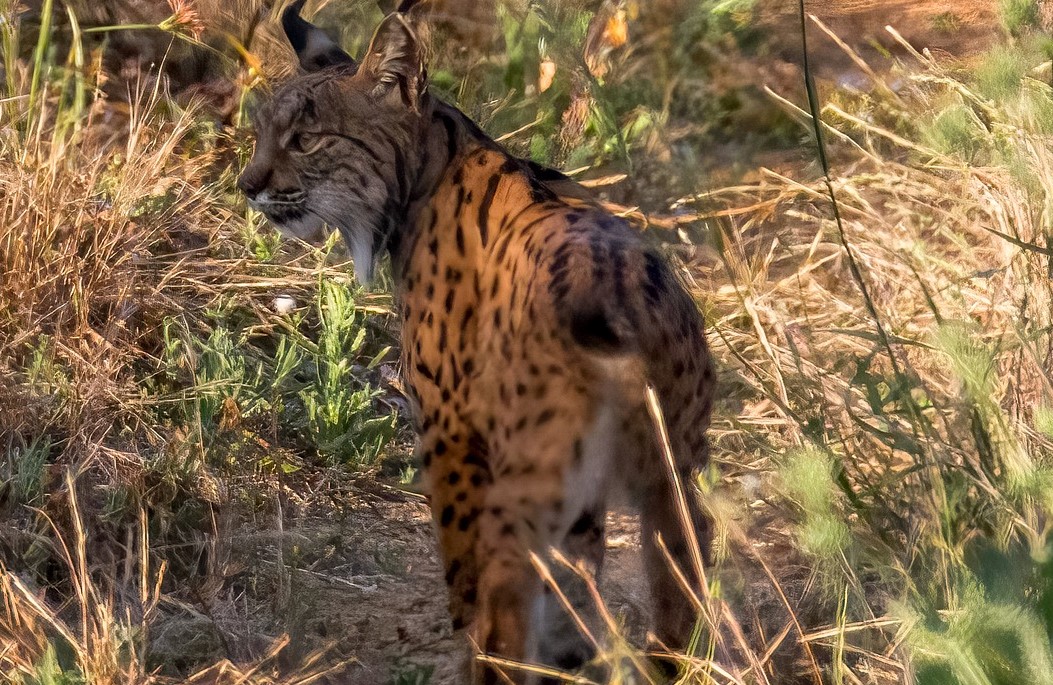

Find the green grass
[[1000, 0, 1042, 37], [931, 12, 962, 35]]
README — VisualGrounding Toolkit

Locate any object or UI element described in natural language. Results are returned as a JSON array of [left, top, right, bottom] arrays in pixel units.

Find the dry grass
[[479, 14, 1053, 684], [1, 2, 396, 681], [0, 474, 351, 685], [665, 18, 1053, 684]]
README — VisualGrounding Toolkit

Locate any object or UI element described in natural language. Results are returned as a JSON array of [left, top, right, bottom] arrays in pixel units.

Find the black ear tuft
[[282, 0, 357, 72], [378, 0, 423, 14]]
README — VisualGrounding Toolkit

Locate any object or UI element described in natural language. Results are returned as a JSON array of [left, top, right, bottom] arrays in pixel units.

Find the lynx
[[238, 2, 716, 681]]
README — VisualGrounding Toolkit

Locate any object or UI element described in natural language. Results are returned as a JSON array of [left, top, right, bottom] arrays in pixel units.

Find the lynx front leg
[[471, 464, 606, 683], [422, 431, 492, 631], [472, 543, 538, 685]]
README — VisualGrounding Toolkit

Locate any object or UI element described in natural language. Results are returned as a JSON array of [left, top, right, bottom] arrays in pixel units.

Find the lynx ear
[[362, 12, 427, 107], [282, 0, 356, 72], [377, 0, 424, 14]]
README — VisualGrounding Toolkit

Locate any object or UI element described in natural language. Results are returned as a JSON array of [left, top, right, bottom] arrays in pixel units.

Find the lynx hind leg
[[471, 501, 541, 684], [622, 397, 713, 654], [639, 461, 712, 653], [531, 407, 623, 674], [471, 505, 606, 685], [532, 505, 607, 676]]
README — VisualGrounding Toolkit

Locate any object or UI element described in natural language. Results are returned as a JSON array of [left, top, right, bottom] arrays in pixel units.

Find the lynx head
[[238, 0, 428, 282]]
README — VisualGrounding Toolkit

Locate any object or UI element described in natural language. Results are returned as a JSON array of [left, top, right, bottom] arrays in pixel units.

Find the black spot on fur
[[445, 559, 461, 584], [477, 174, 501, 247], [460, 305, 475, 330], [455, 224, 465, 254], [415, 362, 434, 381], [457, 508, 479, 531], [643, 251, 668, 304], [464, 453, 489, 470], [435, 110, 459, 165], [569, 307, 623, 352], [569, 510, 599, 536]]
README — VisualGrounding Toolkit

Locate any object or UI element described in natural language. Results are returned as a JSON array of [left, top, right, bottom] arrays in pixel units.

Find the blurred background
[[3, 1, 1053, 684]]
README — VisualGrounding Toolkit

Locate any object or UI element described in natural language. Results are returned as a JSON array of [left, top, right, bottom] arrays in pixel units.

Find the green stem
[[82, 23, 161, 33], [82, 24, 226, 60], [796, 2, 929, 439], [27, 0, 54, 122]]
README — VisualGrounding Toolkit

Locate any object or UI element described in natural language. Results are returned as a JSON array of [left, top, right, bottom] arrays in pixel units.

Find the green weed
[[389, 661, 434, 685], [931, 12, 962, 35], [922, 104, 986, 161], [296, 279, 396, 467], [12, 435, 52, 506], [1000, 0, 1042, 37]]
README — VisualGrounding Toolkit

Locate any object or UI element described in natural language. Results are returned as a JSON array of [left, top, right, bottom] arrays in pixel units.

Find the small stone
[[273, 295, 297, 314]]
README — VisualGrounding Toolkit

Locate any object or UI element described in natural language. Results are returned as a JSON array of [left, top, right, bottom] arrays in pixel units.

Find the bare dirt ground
[[740, 0, 999, 135], [201, 468, 654, 683], [215, 469, 820, 684], [759, 0, 998, 70]]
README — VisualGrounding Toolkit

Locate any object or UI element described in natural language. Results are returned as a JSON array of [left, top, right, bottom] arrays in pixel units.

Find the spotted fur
[[239, 3, 715, 682]]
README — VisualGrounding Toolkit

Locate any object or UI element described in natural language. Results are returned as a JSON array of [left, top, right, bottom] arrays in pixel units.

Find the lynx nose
[[237, 165, 271, 200]]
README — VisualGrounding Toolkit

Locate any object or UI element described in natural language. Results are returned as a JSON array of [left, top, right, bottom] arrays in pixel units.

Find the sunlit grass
[[999, 0, 1042, 37]]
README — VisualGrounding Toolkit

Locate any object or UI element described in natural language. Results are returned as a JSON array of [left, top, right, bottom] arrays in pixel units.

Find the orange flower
[[603, 9, 628, 50], [538, 57, 557, 93], [584, 1, 630, 78]]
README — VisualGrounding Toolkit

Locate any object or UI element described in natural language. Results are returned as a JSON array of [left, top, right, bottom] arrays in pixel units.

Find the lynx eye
[[288, 131, 325, 155]]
